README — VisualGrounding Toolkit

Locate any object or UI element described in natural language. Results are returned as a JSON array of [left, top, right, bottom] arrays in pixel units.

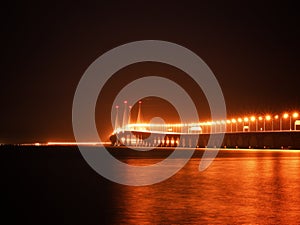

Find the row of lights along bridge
[[114, 101, 299, 134], [201, 112, 299, 133]]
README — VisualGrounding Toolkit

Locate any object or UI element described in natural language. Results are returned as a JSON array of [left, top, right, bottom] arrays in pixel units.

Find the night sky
[[1, 1, 299, 143]]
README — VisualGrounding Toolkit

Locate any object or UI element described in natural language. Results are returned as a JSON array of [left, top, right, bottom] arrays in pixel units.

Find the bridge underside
[[110, 131, 300, 149]]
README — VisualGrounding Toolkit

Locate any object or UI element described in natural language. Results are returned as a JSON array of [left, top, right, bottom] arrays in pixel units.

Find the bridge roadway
[[110, 130, 300, 149]]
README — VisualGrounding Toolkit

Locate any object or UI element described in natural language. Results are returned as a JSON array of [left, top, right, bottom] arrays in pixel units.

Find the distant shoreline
[[1, 145, 300, 160]]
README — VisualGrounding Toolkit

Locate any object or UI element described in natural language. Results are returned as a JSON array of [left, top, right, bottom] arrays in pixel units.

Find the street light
[[251, 116, 256, 131], [292, 112, 299, 130], [259, 116, 263, 131], [232, 118, 237, 132], [274, 115, 279, 131], [244, 117, 249, 132], [221, 120, 226, 132], [283, 113, 289, 131], [206, 121, 212, 134], [238, 118, 243, 132], [207, 121, 212, 134], [265, 115, 271, 131], [212, 121, 216, 133], [216, 121, 221, 133], [227, 120, 232, 132]]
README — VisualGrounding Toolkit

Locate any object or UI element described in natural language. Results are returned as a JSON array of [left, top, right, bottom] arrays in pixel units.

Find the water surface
[[1, 147, 299, 224]]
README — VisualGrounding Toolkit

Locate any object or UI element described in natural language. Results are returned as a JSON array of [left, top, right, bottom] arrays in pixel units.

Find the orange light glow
[[113, 107, 300, 135], [293, 112, 299, 118], [46, 142, 106, 146], [171, 139, 175, 145]]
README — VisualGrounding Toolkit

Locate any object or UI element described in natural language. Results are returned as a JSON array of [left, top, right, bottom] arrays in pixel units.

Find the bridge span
[[111, 101, 300, 149], [110, 131, 300, 150]]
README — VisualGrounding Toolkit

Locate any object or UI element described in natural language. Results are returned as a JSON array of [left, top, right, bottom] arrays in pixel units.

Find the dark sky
[[1, 1, 299, 143]]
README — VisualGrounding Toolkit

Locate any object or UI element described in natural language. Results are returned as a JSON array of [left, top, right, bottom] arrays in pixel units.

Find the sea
[[1, 145, 300, 224]]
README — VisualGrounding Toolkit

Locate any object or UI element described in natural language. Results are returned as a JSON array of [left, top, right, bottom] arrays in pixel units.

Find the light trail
[[46, 142, 110, 146]]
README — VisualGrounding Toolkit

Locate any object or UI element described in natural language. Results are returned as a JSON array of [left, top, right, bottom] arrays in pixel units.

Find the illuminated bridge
[[110, 102, 300, 149]]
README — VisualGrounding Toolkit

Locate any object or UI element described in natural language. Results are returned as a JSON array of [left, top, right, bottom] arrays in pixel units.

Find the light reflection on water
[[111, 150, 300, 224]]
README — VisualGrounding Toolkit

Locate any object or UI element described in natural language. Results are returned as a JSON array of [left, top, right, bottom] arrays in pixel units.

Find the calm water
[[111, 150, 300, 224], [1, 147, 300, 224]]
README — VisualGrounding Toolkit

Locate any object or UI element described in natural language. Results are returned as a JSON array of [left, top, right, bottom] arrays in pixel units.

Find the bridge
[[110, 101, 300, 149]]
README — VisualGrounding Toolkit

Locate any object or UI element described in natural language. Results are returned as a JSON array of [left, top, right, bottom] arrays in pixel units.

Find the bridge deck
[[111, 130, 300, 149]]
